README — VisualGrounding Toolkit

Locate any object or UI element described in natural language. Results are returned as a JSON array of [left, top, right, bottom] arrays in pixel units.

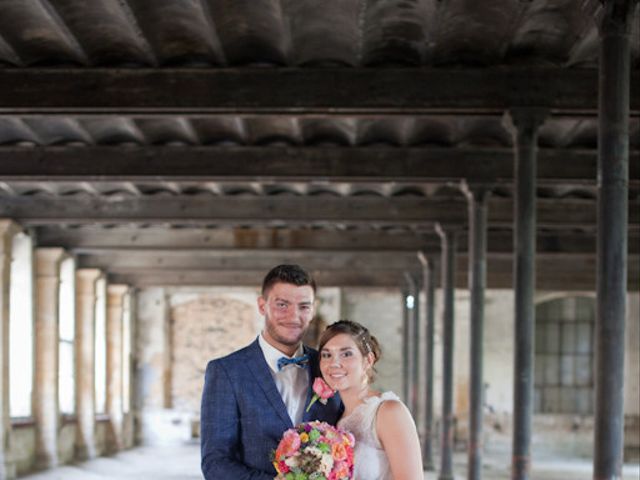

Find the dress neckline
[[338, 391, 398, 424]]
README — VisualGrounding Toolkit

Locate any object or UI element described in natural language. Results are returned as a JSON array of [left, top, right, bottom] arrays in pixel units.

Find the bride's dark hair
[[318, 320, 382, 382]]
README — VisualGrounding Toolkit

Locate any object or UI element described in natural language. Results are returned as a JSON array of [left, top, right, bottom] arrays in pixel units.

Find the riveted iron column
[[462, 183, 491, 480], [594, 2, 634, 479], [419, 252, 436, 471], [504, 108, 546, 480], [436, 224, 458, 480]]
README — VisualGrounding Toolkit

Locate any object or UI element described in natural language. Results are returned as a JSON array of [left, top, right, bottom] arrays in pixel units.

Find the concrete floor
[[19, 442, 640, 480]]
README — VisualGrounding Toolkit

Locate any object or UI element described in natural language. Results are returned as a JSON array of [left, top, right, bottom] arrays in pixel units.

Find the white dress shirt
[[258, 333, 309, 426]]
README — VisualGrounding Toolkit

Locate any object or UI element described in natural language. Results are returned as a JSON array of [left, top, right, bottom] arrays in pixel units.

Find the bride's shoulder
[[375, 393, 412, 425], [374, 394, 416, 448]]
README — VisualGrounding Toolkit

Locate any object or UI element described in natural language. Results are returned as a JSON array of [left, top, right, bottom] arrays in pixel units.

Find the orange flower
[[334, 461, 350, 479], [332, 442, 348, 462]]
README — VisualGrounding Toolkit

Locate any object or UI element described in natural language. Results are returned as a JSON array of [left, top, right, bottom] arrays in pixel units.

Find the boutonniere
[[306, 377, 336, 412]]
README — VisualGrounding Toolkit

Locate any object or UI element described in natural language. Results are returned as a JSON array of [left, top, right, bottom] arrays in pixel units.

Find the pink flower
[[332, 442, 348, 462], [275, 429, 301, 459], [334, 460, 350, 479], [313, 377, 335, 401], [306, 377, 336, 412]]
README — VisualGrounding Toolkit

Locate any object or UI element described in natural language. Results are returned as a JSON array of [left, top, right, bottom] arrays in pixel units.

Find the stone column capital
[[107, 284, 129, 300], [0, 220, 22, 252], [76, 268, 103, 292], [35, 248, 67, 277]]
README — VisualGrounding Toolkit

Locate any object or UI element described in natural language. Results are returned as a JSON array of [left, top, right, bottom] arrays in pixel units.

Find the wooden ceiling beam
[[34, 226, 640, 255], [105, 254, 639, 290], [1, 146, 638, 185], [34, 226, 430, 251], [4, 195, 639, 228], [77, 250, 421, 271], [76, 250, 639, 272], [2, 67, 638, 114], [108, 269, 410, 288]]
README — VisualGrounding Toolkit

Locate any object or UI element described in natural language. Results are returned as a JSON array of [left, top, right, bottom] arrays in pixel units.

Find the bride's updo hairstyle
[[318, 320, 382, 382]]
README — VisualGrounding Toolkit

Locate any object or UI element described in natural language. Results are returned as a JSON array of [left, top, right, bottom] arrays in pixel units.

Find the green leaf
[[317, 442, 330, 453]]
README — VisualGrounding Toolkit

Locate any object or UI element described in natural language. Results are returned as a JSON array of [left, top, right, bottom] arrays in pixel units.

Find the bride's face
[[319, 333, 373, 392]]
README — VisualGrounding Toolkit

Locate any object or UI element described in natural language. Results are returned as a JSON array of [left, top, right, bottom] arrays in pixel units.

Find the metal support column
[[461, 183, 491, 480], [405, 272, 421, 417], [436, 224, 457, 480], [419, 252, 436, 471], [594, 2, 634, 478], [402, 287, 411, 405], [504, 108, 546, 480]]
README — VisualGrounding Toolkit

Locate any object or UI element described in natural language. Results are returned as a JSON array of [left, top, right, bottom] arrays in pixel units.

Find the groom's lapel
[[244, 339, 293, 429], [302, 346, 318, 422]]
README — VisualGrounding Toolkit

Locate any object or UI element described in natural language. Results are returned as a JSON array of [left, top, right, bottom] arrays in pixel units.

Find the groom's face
[[258, 282, 315, 354]]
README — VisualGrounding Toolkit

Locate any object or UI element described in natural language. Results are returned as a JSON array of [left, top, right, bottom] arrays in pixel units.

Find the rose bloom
[[276, 430, 301, 458], [313, 377, 335, 400], [342, 432, 355, 446], [331, 442, 348, 462], [334, 461, 350, 479]]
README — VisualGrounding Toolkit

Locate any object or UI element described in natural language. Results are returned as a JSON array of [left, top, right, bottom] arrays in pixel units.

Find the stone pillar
[[504, 108, 547, 480], [461, 183, 491, 480], [594, 2, 635, 479], [34, 248, 66, 469], [106, 284, 128, 452], [122, 289, 136, 448], [436, 223, 458, 480], [418, 252, 436, 471], [75, 268, 102, 461], [135, 287, 170, 445], [0, 221, 20, 480]]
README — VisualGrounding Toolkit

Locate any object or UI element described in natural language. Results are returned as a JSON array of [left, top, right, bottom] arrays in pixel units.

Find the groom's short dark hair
[[261, 264, 316, 296]]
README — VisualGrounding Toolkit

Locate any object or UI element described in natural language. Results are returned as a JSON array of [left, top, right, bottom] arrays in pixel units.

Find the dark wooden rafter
[[75, 249, 639, 274], [100, 256, 638, 290], [34, 226, 640, 255], [77, 249, 422, 271], [4, 195, 639, 228], [1, 68, 638, 114], [108, 269, 410, 288], [0, 146, 638, 185]]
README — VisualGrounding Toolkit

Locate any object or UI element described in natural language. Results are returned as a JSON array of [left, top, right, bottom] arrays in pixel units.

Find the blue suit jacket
[[200, 338, 343, 479]]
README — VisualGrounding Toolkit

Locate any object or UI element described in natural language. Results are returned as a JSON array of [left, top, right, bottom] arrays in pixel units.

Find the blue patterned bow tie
[[277, 354, 309, 371]]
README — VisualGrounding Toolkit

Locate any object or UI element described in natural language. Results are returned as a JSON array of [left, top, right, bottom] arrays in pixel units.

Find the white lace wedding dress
[[337, 391, 400, 480]]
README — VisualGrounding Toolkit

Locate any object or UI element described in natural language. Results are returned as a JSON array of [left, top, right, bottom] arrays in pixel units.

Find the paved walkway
[[19, 442, 640, 480]]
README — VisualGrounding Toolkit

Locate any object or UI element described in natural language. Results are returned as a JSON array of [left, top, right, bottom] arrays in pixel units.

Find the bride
[[318, 320, 423, 480]]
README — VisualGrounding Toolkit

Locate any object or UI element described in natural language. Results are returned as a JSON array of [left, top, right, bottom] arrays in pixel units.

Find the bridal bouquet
[[273, 420, 355, 480]]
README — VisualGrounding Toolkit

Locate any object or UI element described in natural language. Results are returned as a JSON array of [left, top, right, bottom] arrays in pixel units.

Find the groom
[[200, 264, 343, 479]]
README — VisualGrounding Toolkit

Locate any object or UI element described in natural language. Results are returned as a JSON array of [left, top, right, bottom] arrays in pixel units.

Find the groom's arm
[[200, 360, 273, 480]]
